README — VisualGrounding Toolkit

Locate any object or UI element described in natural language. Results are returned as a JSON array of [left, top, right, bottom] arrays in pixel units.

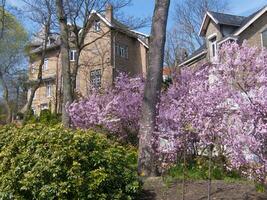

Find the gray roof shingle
[[209, 11, 246, 27]]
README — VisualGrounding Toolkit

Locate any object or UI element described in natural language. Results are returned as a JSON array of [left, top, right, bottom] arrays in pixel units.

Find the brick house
[[179, 5, 267, 67], [28, 5, 149, 114]]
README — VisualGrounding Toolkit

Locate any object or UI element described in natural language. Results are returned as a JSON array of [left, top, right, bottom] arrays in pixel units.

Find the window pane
[[90, 69, 101, 88], [94, 20, 100, 32], [43, 58, 48, 70]]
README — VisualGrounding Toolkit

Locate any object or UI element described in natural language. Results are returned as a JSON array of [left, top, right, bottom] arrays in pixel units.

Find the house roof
[[95, 12, 149, 48], [199, 11, 246, 36], [179, 45, 207, 67], [208, 11, 246, 27], [234, 5, 267, 36], [200, 5, 267, 36], [163, 67, 172, 76], [30, 10, 149, 54], [183, 4, 267, 66]]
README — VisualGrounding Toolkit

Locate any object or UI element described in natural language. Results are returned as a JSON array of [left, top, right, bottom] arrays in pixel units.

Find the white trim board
[[199, 12, 219, 36], [234, 6, 267, 36], [179, 50, 207, 67]]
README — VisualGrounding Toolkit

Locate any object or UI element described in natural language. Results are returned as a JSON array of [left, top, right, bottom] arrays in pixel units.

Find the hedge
[[0, 124, 140, 199]]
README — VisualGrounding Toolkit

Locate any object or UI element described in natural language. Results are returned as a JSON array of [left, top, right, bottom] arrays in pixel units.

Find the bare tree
[[23, 0, 56, 120], [56, 0, 72, 127], [0, 0, 6, 39], [56, 0, 149, 127], [0, 7, 27, 123], [64, 0, 147, 94], [173, 0, 228, 53], [138, 0, 170, 177], [165, 28, 188, 68]]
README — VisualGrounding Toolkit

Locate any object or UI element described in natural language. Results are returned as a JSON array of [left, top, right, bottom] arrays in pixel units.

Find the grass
[[163, 156, 244, 184]]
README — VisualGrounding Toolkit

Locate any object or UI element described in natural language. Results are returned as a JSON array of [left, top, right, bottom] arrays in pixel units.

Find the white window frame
[[94, 20, 101, 32], [47, 37, 51, 46], [46, 83, 52, 97], [43, 58, 48, 71], [208, 34, 217, 62], [69, 50, 77, 61], [31, 64, 35, 73], [40, 103, 48, 111], [116, 43, 128, 58]]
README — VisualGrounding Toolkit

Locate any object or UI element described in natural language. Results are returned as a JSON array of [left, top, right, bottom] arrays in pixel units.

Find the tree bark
[[23, 24, 50, 122], [56, 0, 73, 127], [208, 144, 213, 200], [0, 74, 12, 123], [138, 0, 170, 177]]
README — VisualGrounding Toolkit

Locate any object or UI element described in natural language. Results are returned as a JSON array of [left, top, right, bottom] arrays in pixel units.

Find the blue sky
[[121, 0, 267, 34], [7, 0, 267, 35]]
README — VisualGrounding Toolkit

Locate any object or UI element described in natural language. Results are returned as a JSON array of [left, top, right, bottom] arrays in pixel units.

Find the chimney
[[105, 4, 113, 22]]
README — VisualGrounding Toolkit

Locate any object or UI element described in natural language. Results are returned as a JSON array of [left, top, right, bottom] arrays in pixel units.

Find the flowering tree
[[68, 42, 267, 183], [68, 73, 144, 142], [215, 42, 267, 183]]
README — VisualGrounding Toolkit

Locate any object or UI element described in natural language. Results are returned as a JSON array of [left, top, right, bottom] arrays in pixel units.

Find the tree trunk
[[0, 74, 12, 123], [24, 22, 50, 122], [56, 0, 73, 127], [208, 144, 213, 200], [138, 0, 170, 177]]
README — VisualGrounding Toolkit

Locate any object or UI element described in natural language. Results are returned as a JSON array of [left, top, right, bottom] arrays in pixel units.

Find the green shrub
[[0, 124, 140, 199], [39, 109, 61, 125], [24, 109, 61, 125], [166, 156, 242, 181]]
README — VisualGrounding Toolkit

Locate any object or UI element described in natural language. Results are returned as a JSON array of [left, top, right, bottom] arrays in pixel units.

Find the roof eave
[[234, 6, 267, 36], [178, 50, 207, 67], [199, 12, 219, 36]]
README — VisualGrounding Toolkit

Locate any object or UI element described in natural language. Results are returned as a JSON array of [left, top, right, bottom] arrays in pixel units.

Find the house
[[163, 67, 173, 82], [28, 5, 149, 114], [179, 5, 267, 67]]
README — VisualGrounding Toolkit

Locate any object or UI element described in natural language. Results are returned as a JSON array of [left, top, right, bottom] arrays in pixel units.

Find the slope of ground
[[140, 177, 267, 200]]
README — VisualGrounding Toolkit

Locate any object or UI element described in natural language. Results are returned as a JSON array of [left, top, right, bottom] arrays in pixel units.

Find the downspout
[[112, 31, 116, 84]]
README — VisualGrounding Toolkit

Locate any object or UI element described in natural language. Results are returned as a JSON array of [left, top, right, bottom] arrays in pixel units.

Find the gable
[[238, 11, 267, 47], [234, 6, 267, 36]]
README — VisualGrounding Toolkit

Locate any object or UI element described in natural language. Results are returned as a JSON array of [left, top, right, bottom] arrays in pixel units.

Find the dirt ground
[[139, 177, 267, 200]]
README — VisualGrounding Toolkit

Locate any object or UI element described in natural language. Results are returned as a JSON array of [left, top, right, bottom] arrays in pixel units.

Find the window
[[47, 37, 51, 46], [209, 37, 217, 60], [115, 43, 128, 58], [69, 50, 77, 61], [40, 103, 48, 110], [262, 29, 267, 48], [94, 20, 101, 32], [31, 64, 35, 73], [46, 83, 52, 97], [90, 69, 101, 88], [43, 58, 48, 71]]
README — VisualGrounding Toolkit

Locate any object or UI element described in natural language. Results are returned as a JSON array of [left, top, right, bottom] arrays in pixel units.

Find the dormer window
[[209, 36, 217, 61], [94, 20, 101, 32], [262, 29, 267, 48]]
